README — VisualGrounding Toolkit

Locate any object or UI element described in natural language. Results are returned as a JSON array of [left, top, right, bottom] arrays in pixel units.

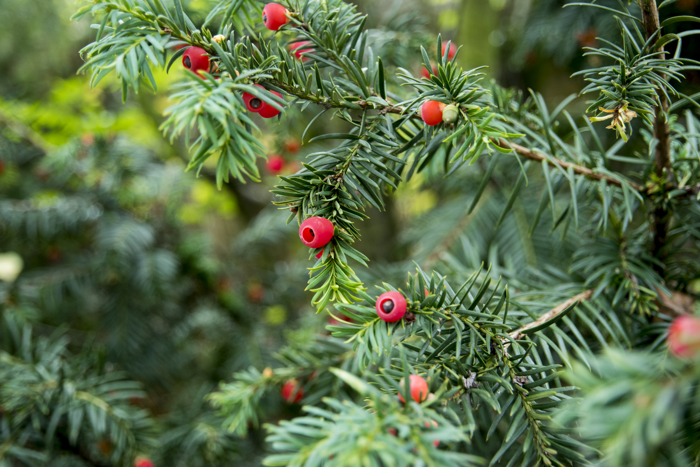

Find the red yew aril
[[376, 291, 407, 322], [668, 314, 700, 358], [134, 457, 155, 467], [262, 3, 289, 31], [289, 41, 313, 61], [281, 380, 304, 403], [421, 101, 445, 126], [243, 84, 266, 113], [182, 46, 210, 77], [299, 217, 334, 248], [442, 42, 457, 60], [266, 155, 285, 174], [424, 420, 440, 447], [258, 89, 284, 118], [398, 374, 429, 403], [285, 139, 301, 153]]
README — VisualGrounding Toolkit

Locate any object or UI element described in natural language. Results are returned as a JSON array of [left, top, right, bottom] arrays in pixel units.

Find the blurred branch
[[0, 108, 55, 154]]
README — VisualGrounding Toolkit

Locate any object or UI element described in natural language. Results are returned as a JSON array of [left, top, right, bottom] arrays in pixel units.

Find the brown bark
[[639, 0, 671, 271]]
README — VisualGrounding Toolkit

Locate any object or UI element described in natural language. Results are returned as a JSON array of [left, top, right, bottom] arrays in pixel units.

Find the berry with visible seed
[[376, 291, 407, 322], [243, 84, 266, 113], [182, 46, 210, 77], [258, 89, 284, 118], [262, 3, 289, 31], [299, 217, 334, 248]]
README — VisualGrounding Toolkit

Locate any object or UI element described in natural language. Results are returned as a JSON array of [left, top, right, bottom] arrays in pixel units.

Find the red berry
[[182, 46, 210, 77], [668, 315, 700, 358], [262, 3, 289, 31], [388, 427, 398, 436], [315, 248, 324, 259], [289, 41, 313, 61], [442, 42, 457, 60], [420, 64, 437, 79], [134, 457, 155, 467], [284, 139, 301, 153], [243, 84, 266, 113], [266, 155, 285, 174], [376, 291, 407, 322], [398, 374, 429, 403], [299, 217, 334, 248], [0, 159, 5, 176], [421, 101, 445, 126], [258, 89, 284, 118], [281, 380, 304, 403]]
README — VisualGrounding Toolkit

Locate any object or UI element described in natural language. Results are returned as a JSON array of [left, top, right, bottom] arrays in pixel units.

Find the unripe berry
[[262, 3, 289, 31], [668, 315, 700, 358], [442, 42, 457, 60], [398, 374, 429, 403], [421, 101, 445, 126], [258, 89, 284, 118], [212, 34, 226, 43], [442, 104, 459, 124], [134, 457, 155, 467], [376, 291, 407, 322], [266, 155, 285, 174], [289, 41, 313, 61], [0, 159, 5, 176], [281, 379, 304, 403], [299, 217, 334, 248], [182, 46, 210, 77]]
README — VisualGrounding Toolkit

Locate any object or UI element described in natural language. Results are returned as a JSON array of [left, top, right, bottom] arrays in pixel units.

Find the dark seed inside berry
[[263, 12, 268, 24], [381, 300, 395, 313], [184, 56, 192, 69], [250, 98, 262, 109]]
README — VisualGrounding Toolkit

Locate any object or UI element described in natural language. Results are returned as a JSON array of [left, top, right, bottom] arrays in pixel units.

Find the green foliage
[[4, 0, 699, 465]]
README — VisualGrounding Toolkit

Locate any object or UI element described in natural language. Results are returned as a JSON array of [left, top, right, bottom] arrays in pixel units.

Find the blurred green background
[[2, 0, 700, 465]]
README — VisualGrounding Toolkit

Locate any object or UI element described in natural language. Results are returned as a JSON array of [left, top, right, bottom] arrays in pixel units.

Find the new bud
[[442, 104, 459, 124]]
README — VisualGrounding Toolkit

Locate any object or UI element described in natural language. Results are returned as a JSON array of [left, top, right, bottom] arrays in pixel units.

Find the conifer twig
[[509, 289, 594, 341]]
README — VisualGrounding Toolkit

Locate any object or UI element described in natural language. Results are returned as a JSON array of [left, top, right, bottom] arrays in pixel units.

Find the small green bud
[[442, 104, 459, 124]]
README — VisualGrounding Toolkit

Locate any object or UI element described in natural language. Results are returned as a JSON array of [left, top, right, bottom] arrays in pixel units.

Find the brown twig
[[639, 0, 672, 271], [493, 139, 645, 192], [508, 289, 594, 341]]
